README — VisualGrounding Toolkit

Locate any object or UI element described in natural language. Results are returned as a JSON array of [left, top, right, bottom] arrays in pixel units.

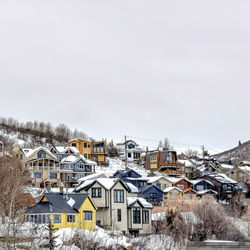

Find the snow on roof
[[147, 176, 167, 184], [54, 146, 80, 154], [220, 164, 234, 169], [163, 186, 183, 193], [241, 160, 250, 165], [213, 173, 237, 184], [164, 177, 182, 183], [126, 177, 148, 181], [197, 189, 218, 195], [22, 146, 57, 160], [127, 197, 152, 208], [61, 155, 96, 165], [190, 179, 214, 186], [75, 179, 95, 191], [78, 173, 107, 183], [67, 197, 75, 207], [125, 183, 138, 193], [22, 148, 35, 157]]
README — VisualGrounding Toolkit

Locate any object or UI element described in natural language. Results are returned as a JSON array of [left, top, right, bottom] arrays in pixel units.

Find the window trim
[[92, 187, 102, 198], [53, 214, 62, 224], [142, 210, 149, 224], [84, 211, 93, 221], [67, 214, 76, 223], [114, 189, 124, 203], [117, 209, 121, 222]]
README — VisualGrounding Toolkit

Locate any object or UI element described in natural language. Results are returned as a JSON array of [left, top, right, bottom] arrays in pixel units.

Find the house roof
[[163, 186, 183, 193], [22, 146, 58, 161], [52, 146, 80, 155], [204, 173, 237, 185], [78, 173, 107, 183], [113, 168, 142, 178], [190, 179, 214, 186], [74, 178, 129, 192], [61, 155, 96, 166], [183, 188, 197, 194], [125, 182, 138, 193], [127, 197, 152, 208], [147, 176, 169, 184], [138, 184, 163, 194], [25, 192, 90, 214]]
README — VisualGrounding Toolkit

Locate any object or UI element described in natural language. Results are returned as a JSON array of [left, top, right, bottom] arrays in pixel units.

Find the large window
[[53, 214, 61, 224], [166, 152, 174, 163], [142, 210, 149, 224], [84, 211, 93, 221], [114, 190, 124, 203], [84, 154, 87, 158], [25, 214, 50, 224], [133, 207, 141, 224], [34, 172, 42, 179], [50, 173, 57, 179], [67, 214, 76, 223], [72, 143, 76, 147], [92, 188, 101, 198], [117, 209, 121, 222]]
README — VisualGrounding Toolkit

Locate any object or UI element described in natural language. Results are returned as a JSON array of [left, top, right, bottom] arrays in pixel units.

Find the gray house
[[74, 178, 152, 235]]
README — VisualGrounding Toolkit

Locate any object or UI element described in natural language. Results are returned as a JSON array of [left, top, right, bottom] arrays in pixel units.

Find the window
[[53, 214, 61, 224], [142, 210, 149, 224], [92, 188, 101, 198], [50, 173, 57, 179], [88, 144, 90, 148], [133, 207, 141, 224], [166, 152, 174, 163], [16, 154, 18, 158], [114, 190, 124, 203], [67, 214, 76, 223], [177, 185, 184, 189], [72, 143, 76, 147], [38, 151, 46, 158], [196, 185, 204, 191], [84, 211, 93, 221], [84, 143, 87, 148], [128, 152, 131, 158], [84, 154, 87, 158], [20, 154, 23, 159], [150, 193, 156, 197], [117, 209, 121, 222], [34, 172, 42, 179], [88, 154, 91, 159]]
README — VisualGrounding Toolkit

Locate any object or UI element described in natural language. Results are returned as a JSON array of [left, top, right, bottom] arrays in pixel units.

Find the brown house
[[145, 149, 185, 177]]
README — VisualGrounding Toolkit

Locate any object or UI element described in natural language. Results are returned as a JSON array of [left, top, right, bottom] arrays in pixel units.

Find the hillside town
[[0, 131, 250, 249]]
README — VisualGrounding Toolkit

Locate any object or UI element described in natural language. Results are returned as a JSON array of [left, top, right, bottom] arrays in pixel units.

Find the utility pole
[[201, 145, 205, 161], [124, 135, 127, 169]]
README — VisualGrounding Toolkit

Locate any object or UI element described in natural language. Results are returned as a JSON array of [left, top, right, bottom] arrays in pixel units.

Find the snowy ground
[[95, 157, 151, 177]]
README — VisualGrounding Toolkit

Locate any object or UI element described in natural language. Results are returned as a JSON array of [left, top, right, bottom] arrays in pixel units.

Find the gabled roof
[[61, 155, 96, 166], [147, 176, 169, 184], [113, 168, 142, 178], [127, 197, 153, 208], [174, 178, 193, 185], [183, 188, 197, 194], [163, 186, 183, 193], [78, 173, 107, 183], [138, 184, 163, 194], [51, 146, 80, 155], [190, 179, 214, 186], [23, 147, 58, 160], [203, 173, 237, 185], [25, 192, 90, 214], [74, 178, 130, 192]]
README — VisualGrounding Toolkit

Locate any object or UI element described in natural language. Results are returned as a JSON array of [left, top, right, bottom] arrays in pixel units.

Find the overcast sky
[[0, 0, 249, 151]]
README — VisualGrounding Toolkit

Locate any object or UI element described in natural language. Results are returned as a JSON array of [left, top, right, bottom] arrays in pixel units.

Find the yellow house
[[25, 192, 97, 231], [163, 186, 184, 206]]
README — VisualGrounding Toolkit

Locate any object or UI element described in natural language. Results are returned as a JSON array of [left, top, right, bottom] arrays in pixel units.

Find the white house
[[116, 140, 142, 163]]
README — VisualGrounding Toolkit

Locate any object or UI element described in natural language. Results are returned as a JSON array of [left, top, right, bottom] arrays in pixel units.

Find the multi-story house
[[12, 145, 96, 188], [59, 155, 96, 187], [22, 146, 60, 187], [138, 185, 163, 206], [68, 139, 108, 166], [116, 140, 142, 164], [74, 178, 152, 235], [145, 149, 185, 177]]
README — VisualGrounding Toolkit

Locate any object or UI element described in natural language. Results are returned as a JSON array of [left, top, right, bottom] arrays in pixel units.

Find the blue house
[[138, 185, 163, 204], [59, 155, 96, 187], [112, 168, 148, 187], [190, 179, 214, 192]]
